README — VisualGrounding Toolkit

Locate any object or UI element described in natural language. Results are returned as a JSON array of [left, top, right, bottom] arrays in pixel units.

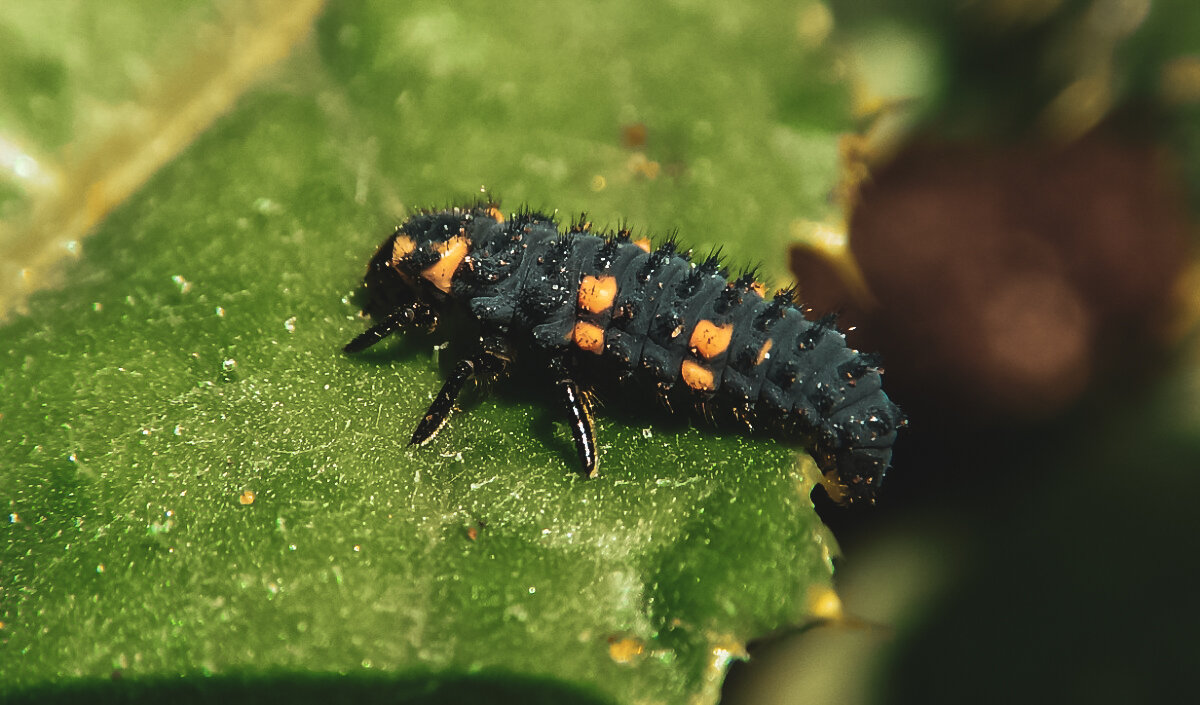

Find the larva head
[[360, 206, 502, 317]]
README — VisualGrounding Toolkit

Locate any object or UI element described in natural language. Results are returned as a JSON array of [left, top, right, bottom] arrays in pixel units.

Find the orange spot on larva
[[486, 206, 504, 222], [689, 319, 734, 359], [391, 235, 416, 262], [633, 238, 651, 252], [421, 236, 471, 293], [578, 275, 618, 314], [573, 321, 605, 354], [750, 282, 768, 298], [681, 360, 715, 391], [755, 338, 774, 365]]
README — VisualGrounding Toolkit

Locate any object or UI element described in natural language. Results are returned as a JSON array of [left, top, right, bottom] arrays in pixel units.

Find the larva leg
[[410, 336, 513, 446], [550, 357, 598, 478], [343, 301, 438, 354]]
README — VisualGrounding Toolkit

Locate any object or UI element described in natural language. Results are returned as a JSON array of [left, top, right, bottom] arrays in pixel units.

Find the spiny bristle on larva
[[509, 207, 554, 230], [733, 270, 760, 291], [797, 314, 839, 351], [639, 246, 675, 280], [836, 358, 871, 383], [654, 239, 678, 256], [714, 284, 742, 314], [698, 254, 725, 277], [569, 213, 591, 233], [676, 268, 707, 298], [595, 238, 622, 269], [815, 312, 839, 329], [754, 291, 791, 330], [857, 351, 883, 370], [548, 236, 574, 261]]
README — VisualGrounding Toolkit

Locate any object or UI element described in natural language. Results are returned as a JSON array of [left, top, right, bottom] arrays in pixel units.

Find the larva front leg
[[410, 336, 514, 446], [343, 301, 439, 354]]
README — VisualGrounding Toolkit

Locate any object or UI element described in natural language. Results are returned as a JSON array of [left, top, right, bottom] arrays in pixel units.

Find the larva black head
[[359, 205, 503, 317]]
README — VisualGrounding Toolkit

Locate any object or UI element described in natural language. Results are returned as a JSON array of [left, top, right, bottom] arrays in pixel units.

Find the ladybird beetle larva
[[344, 204, 904, 504]]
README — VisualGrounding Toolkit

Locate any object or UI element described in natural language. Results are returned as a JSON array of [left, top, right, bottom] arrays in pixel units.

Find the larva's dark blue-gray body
[[348, 204, 904, 504]]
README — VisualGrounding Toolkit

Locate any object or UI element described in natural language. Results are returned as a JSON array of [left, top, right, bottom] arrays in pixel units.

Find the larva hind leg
[[549, 357, 599, 478]]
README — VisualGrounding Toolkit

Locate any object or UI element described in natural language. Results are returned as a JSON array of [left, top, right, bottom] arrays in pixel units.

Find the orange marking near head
[[689, 320, 734, 359], [681, 360, 715, 391], [755, 338, 774, 365], [578, 275, 618, 314], [573, 321, 605, 354], [633, 238, 651, 252], [750, 282, 768, 298], [391, 235, 416, 262], [486, 206, 505, 222], [421, 236, 471, 292]]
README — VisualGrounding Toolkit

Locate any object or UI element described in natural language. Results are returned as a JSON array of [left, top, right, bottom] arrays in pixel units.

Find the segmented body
[[345, 204, 904, 504]]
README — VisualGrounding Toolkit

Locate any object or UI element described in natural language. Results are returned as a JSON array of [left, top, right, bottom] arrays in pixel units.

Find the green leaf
[[1, 1, 851, 702]]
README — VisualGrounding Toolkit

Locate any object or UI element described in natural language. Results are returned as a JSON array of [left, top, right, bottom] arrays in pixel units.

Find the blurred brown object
[[621, 122, 648, 149], [792, 128, 1193, 421]]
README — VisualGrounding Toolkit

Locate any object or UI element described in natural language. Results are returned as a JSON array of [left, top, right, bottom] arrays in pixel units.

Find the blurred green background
[[2, 1, 1198, 703]]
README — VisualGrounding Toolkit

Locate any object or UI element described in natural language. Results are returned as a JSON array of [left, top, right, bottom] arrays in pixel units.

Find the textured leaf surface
[[0, 2, 850, 702]]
